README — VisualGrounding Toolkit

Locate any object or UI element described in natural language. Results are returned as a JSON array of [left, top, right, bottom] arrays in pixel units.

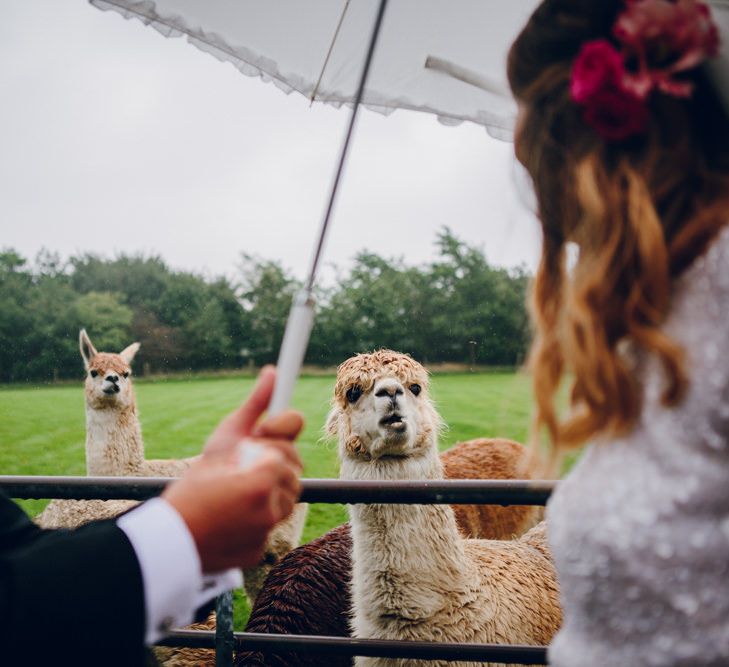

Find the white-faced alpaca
[[36, 330, 166, 529], [79, 329, 191, 477], [168, 440, 542, 667], [327, 350, 561, 667], [236, 439, 545, 667], [38, 330, 305, 613]]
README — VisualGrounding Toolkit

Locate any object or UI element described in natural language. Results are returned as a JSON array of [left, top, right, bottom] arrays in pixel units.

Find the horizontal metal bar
[[303, 479, 554, 505], [0, 475, 168, 500], [0, 476, 555, 505], [156, 630, 548, 664]]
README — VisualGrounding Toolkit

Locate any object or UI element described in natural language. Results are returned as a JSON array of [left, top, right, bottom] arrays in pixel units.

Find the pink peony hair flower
[[570, 0, 721, 142], [570, 40, 626, 103], [570, 40, 648, 141]]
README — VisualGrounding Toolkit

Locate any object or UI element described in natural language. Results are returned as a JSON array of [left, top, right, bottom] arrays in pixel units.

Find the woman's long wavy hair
[[508, 0, 729, 465]]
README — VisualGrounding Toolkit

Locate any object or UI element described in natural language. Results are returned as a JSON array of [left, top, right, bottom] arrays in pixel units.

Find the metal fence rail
[[157, 630, 549, 663], [0, 475, 556, 665], [0, 476, 555, 505]]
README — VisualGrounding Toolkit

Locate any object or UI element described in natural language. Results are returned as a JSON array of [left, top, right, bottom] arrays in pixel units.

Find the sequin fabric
[[547, 225, 729, 667]]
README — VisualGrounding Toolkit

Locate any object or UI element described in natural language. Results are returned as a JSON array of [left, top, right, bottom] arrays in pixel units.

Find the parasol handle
[[268, 288, 316, 416], [239, 289, 315, 469], [240, 0, 388, 468]]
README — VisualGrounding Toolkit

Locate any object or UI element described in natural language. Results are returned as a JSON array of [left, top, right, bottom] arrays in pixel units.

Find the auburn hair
[[507, 0, 729, 462]]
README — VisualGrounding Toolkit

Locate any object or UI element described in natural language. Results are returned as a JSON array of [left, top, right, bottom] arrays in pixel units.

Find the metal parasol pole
[[231, 5, 390, 662], [267, 0, 389, 417]]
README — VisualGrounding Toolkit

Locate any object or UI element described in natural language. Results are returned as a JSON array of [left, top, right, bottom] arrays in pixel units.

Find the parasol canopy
[[87, 0, 729, 415], [90, 0, 540, 139], [86, 0, 548, 413]]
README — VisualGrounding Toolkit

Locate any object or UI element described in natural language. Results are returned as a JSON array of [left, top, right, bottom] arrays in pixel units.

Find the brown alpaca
[[441, 438, 543, 539]]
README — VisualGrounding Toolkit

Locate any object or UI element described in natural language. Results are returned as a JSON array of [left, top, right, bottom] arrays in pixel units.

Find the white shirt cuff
[[117, 497, 243, 644]]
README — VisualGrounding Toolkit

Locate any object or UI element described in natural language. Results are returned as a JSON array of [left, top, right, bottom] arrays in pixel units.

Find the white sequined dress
[[547, 225, 729, 667]]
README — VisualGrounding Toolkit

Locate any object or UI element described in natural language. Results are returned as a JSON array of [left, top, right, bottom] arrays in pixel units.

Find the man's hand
[[163, 367, 303, 572], [202, 365, 303, 471]]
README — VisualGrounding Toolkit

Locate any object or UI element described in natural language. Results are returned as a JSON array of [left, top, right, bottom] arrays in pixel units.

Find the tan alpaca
[[327, 350, 561, 667], [38, 330, 306, 611], [36, 330, 172, 529]]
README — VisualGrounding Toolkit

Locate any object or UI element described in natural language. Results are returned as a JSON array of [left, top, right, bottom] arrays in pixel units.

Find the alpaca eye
[[346, 385, 362, 403], [123, 372, 129, 379], [90, 370, 98, 378], [410, 384, 421, 396]]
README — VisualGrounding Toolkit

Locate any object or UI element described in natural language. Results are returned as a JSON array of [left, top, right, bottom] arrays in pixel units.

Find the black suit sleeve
[[0, 490, 47, 553], [0, 492, 146, 667]]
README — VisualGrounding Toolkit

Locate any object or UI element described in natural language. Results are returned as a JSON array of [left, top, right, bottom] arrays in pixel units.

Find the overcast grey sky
[[0, 0, 541, 283]]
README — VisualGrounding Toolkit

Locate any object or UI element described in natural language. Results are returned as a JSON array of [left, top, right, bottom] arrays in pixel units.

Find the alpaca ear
[[119, 342, 141, 365], [79, 329, 97, 370], [325, 408, 340, 437]]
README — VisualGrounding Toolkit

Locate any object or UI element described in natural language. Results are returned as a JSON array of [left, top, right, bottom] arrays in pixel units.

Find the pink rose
[[570, 40, 625, 104]]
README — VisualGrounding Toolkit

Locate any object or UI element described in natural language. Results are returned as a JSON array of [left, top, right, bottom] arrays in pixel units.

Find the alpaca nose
[[374, 379, 404, 407], [105, 374, 119, 383]]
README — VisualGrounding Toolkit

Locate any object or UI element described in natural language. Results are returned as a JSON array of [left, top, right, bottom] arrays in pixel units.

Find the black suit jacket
[[0, 491, 146, 666]]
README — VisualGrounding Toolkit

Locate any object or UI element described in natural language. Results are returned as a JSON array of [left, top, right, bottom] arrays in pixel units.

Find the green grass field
[[0, 371, 534, 627]]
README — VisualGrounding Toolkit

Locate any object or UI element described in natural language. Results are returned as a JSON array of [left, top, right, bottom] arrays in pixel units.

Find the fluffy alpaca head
[[80, 329, 140, 411], [326, 350, 442, 462]]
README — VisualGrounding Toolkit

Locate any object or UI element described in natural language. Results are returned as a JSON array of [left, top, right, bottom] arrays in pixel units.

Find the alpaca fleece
[[337, 351, 561, 667], [236, 438, 544, 667], [38, 337, 194, 530], [36, 331, 307, 645]]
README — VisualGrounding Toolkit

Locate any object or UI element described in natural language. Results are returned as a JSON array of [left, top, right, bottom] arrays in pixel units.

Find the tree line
[[0, 229, 532, 383]]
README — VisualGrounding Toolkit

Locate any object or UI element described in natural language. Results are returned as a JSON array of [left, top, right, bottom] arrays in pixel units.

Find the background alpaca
[[440, 438, 542, 539], [37, 330, 194, 530], [236, 438, 543, 667], [333, 350, 560, 667], [37, 331, 306, 606]]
